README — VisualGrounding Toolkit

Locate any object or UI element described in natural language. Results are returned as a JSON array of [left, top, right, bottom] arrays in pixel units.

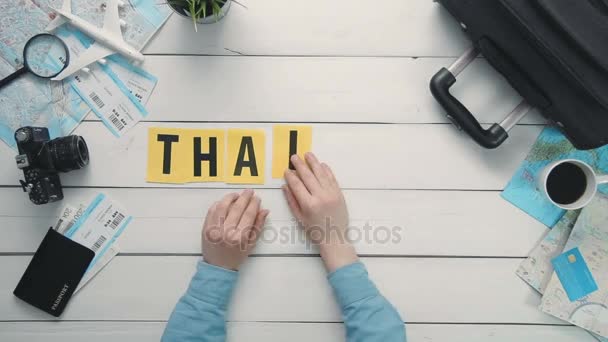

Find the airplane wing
[[46, 0, 71, 31], [103, 0, 124, 41], [51, 42, 114, 81]]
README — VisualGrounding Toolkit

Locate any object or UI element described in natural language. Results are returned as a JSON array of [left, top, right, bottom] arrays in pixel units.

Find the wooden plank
[[0, 322, 597, 342], [93, 56, 544, 125], [0, 188, 546, 256], [145, 0, 471, 57], [0, 122, 542, 189], [0, 256, 563, 324]]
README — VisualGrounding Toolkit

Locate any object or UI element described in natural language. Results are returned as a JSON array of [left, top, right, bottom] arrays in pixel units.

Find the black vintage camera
[[14, 127, 89, 205]]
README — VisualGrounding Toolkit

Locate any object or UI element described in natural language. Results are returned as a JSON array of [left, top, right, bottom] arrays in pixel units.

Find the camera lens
[[47, 135, 90, 172]]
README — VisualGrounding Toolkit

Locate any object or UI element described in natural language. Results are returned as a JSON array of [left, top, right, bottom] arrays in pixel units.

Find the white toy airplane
[[46, 0, 145, 81]]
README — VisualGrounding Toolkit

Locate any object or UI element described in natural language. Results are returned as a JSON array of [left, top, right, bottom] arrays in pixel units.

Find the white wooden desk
[[0, 0, 598, 341]]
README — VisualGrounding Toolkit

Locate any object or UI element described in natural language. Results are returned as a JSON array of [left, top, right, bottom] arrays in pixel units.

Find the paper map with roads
[[516, 210, 581, 293], [0, 0, 171, 149], [540, 195, 608, 340]]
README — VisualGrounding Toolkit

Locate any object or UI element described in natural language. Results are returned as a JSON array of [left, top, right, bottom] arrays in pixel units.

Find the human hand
[[202, 190, 269, 271], [283, 153, 358, 272]]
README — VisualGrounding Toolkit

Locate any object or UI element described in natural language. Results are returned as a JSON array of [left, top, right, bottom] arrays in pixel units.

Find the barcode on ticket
[[109, 113, 125, 131], [89, 92, 105, 108], [92, 235, 107, 252], [109, 212, 125, 230]]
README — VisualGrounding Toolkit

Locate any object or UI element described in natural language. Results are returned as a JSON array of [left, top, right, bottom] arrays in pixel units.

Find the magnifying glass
[[0, 33, 70, 89]]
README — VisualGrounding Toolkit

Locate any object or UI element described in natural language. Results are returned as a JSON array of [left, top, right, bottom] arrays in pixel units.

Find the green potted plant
[[168, 0, 242, 31]]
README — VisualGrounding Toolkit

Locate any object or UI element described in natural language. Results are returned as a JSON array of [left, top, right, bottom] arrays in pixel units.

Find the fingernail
[[291, 154, 299, 162]]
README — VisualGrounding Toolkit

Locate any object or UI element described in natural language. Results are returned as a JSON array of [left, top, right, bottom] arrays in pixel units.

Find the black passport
[[13, 228, 94, 317]]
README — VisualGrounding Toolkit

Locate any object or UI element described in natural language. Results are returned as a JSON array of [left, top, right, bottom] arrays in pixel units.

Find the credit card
[[551, 247, 599, 301]]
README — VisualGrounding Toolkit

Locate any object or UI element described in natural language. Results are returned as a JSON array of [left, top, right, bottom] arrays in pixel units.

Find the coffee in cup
[[538, 159, 608, 210]]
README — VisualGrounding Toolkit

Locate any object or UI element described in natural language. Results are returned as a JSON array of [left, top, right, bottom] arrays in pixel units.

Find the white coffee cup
[[538, 159, 608, 210]]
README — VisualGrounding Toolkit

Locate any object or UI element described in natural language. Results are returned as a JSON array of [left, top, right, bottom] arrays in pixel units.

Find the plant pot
[[169, 0, 232, 25]]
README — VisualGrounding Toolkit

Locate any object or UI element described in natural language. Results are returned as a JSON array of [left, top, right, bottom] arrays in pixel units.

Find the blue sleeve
[[328, 262, 406, 342], [162, 261, 238, 342]]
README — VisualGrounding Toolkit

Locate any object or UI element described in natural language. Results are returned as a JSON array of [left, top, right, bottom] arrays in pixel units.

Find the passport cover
[[13, 228, 94, 317]]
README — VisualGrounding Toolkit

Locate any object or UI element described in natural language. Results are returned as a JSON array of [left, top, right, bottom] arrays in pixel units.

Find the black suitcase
[[430, 0, 608, 150]]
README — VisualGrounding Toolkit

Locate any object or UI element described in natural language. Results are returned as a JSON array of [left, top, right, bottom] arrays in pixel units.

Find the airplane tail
[[45, 0, 71, 31]]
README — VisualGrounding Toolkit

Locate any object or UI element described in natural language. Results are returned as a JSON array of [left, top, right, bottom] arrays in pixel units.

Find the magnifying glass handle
[[0, 67, 28, 89]]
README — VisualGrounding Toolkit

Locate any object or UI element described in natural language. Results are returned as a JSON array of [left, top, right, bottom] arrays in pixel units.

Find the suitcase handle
[[430, 47, 531, 149]]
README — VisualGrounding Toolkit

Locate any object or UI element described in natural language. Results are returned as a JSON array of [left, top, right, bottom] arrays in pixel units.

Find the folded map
[[540, 195, 608, 338]]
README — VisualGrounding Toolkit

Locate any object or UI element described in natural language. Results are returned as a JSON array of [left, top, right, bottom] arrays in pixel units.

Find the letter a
[[227, 129, 265, 184]]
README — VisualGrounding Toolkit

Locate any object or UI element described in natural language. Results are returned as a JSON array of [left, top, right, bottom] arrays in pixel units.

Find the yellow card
[[272, 125, 312, 178], [226, 129, 266, 184], [147, 128, 226, 183], [186, 129, 226, 183], [146, 127, 189, 184]]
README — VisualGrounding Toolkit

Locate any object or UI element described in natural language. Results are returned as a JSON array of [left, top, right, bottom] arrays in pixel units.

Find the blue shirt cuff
[[327, 262, 380, 309], [186, 261, 239, 310]]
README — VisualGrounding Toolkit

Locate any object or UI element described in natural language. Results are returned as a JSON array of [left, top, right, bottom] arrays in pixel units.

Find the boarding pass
[[54, 200, 123, 292], [65, 194, 131, 268], [76, 243, 120, 293], [55, 27, 153, 137], [72, 64, 149, 137], [107, 55, 158, 105]]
